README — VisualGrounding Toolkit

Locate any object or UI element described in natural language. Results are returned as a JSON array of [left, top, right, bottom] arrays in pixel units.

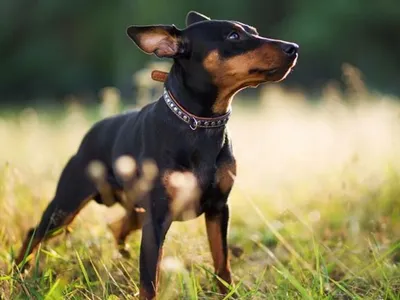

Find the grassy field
[[0, 74, 400, 299]]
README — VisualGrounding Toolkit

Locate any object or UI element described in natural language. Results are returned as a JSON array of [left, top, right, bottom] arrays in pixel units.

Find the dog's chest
[[158, 128, 234, 217], [166, 148, 216, 185], [163, 160, 226, 221], [166, 146, 230, 214]]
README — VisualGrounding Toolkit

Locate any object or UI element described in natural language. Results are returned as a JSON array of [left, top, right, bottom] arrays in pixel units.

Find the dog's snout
[[280, 42, 299, 57]]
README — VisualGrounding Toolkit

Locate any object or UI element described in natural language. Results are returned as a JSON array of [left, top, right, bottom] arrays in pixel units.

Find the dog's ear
[[127, 25, 185, 58], [186, 11, 210, 27]]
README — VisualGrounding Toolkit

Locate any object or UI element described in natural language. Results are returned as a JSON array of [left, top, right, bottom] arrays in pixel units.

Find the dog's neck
[[164, 62, 224, 118]]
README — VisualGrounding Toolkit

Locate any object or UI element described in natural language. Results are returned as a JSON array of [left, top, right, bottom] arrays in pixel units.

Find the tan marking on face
[[203, 43, 291, 114], [216, 160, 237, 194]]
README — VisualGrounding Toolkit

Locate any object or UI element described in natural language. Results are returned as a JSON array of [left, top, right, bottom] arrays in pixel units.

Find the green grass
[[1, 84, 400, 299]]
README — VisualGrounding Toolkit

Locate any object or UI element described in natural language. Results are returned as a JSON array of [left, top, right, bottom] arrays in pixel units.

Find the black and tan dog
[[16, 11, 298, 299]]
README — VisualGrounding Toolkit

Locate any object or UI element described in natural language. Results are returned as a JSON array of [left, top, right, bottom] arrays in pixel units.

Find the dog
[[16, 11, 298, 299]]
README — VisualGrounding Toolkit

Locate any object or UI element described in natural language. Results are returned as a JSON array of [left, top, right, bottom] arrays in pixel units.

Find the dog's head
[[127, 11, 298, 113]]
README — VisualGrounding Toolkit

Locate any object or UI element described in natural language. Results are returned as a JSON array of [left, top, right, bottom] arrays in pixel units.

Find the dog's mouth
[[249, 66, 294, 80], [253, 54, 298, 81], [264, 68, 279, 76], [249, 67, 279, 76], [250, 56, 297, 77]]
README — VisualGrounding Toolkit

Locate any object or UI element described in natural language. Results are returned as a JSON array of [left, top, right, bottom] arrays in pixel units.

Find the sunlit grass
[[1, 69, 400, 299]]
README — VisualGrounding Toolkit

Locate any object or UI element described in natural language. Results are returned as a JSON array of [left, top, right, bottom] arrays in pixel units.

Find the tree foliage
[[0, 0, 398, 102]]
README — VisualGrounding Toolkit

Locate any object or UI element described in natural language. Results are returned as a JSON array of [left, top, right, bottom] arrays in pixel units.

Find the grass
[[1, 71, 400, 299]]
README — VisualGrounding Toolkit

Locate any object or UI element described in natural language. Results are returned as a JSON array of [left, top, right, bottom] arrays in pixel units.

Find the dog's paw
[[118, 247, 131, 259]]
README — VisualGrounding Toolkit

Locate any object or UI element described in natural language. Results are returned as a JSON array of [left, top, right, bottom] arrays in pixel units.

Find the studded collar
[[163, 88, 231, 130]]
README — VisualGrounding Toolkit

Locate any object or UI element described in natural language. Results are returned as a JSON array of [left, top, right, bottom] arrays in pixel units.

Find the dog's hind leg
[[15, 155, 97, 267], [108, 209, 145, 258]]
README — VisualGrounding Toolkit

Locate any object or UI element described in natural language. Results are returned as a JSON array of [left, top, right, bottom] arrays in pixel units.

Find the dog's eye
[[227, 31, 240, 41]]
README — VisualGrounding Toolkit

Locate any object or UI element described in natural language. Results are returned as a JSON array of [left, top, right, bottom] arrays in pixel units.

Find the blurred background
[[1, 2, 400, 299], [0, 0, 399, 105]]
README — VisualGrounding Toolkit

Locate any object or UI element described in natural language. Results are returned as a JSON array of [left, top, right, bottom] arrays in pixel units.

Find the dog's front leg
[[139, 210, 171, 299], [205, 204, 232, 294]]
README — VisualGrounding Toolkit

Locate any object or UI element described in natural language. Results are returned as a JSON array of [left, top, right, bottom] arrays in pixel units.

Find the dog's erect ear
[[186, 11, 210, 26], [127, 25, 184, 58]]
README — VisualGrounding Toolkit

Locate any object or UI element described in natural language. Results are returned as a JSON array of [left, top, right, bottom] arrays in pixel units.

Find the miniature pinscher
[[16, 11, 298, 299]]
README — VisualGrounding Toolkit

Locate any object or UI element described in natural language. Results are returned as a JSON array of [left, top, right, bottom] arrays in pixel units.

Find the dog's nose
[[280, 42, 299, 57]]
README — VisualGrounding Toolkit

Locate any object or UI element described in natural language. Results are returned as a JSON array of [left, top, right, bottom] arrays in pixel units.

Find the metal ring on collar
[[190, 117, 198, 130]]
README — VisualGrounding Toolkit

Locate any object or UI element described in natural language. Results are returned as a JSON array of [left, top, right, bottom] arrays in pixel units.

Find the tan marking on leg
[[139, 246, 163, 299], [15, 230, 41, 267], [139, 286, 155, 300], [206, 216, 232, 293], [15, 195, 93, 268], [61, 196, 92, 227], [155, 247, 164, 296], [216, 160, 237, 194], [108, 211, 144, 246]]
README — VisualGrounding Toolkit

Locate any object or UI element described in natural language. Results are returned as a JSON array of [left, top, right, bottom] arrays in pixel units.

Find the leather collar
[[163, 88, 231, 130]]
